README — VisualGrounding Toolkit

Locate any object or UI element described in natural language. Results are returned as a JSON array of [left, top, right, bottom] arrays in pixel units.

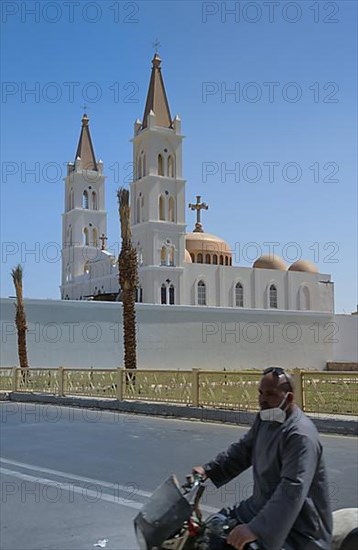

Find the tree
[[117, 187, 138, 370], [11, 264, 29, 369]]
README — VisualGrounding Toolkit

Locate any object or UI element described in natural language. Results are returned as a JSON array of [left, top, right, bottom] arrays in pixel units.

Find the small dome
[[289, 260, 318, 273], [186, 232, 231, 254], [185, 232, 232, 266], [253, 254, 286, 271], [184, 249, 192, 263]]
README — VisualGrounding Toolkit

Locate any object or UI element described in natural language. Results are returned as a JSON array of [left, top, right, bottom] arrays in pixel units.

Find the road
[[1, 403, 357, 550]]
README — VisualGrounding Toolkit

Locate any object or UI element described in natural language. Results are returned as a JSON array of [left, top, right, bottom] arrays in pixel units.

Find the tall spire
[[142, 53, 172, 129], [74, 113, 98, 171]]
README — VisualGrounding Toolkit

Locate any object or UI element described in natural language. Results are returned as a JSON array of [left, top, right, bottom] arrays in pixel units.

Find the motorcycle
[[134, 474, 358, 550]]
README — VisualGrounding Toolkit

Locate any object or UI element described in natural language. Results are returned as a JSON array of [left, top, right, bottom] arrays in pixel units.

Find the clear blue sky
[[1, 0, 357, 312]]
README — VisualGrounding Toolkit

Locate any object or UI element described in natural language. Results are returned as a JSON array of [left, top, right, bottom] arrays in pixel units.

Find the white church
[[60, 52, 334, 314]]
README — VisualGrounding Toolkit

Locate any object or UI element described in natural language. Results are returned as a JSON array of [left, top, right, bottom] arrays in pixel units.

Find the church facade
[[60, 54, 334, 315]]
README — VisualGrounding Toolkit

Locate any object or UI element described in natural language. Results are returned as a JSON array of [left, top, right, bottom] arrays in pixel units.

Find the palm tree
[[11, 264, 29, 369], [117, 187, 138, 371]]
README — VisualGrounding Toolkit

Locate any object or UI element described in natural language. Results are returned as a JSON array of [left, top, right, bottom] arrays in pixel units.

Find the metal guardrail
[[0, 367, 357, 416]]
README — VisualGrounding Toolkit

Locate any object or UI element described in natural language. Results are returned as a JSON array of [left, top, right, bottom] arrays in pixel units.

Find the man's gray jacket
[[204, 407, 332, 550]]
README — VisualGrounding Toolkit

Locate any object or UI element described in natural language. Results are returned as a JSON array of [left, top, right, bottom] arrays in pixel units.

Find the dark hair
[[263, 366, 294, 393]]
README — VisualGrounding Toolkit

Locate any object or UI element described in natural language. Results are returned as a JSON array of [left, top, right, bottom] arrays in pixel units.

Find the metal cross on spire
[[152, 38, 161, 54], [188, 195, 209, 233]]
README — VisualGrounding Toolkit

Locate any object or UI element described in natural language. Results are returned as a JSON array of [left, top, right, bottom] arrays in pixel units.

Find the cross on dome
[[188, 195, 209, 233]]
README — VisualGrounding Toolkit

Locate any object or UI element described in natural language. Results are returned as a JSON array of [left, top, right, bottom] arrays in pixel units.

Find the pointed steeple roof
[[142, 53, 172, 129], [75, 114, 98, 171]]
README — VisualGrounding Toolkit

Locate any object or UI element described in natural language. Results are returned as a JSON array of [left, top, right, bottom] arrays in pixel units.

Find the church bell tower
[[60, 114, 107, 299], [130, 53, 186, 304]]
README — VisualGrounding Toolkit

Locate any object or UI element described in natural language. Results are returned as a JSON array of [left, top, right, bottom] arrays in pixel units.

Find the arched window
[[167, 155, 174, 177], [84, 261, 90, 275], [136, 197, 141, 223], [83, 227, 89, 246], [169, 246, 175, 266], [82, 190, 89, 209], [70, 188, 74, 210], [137, 247, 143, 266], [92, 227, 98, 247], [205, 254, 211, 264], [168, 196, 175, 222], [197, 280, 206, 306], [197, 253, 203, 264], [159, 195, 165, 220], [190, 253, 195, 263], [161, 284, 167, 304], [169, 284, 175, 305], [66, 226, 71, 247], [213, 254, 218, 265], [225, 256, 229, 266], [235, 282, 244, 307], [142, 154, 146, 177], [65, 264, 71, 283], [158, 154, 164, 176], [161, 246, 167, 266], [91, 191, 97, 210], [137, 157, 141, 179], [220, 255, 224, 265], [269, 284, 278, 308], [136, 286, 143, 303]]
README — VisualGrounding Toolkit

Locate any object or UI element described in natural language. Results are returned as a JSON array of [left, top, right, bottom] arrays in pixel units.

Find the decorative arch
[[136, 197, 141, 223], [169, 246, 175, 266], [83, 227, 89, 246], [197, 253, 203, 264], [158, 154, 164, 176], [167, 155, 174, 177], [91, 191, 97, 210], [82, 190, 89, 209], [161, 246, 167, 266], [205, 254, 211, 264], [168, 196, 175, 222], [92, 227, 98, 247], [65, 264, 71, 283], [159, 195, 165, 220], [213, 254, 218, 265], [298, 284, 310, 310]]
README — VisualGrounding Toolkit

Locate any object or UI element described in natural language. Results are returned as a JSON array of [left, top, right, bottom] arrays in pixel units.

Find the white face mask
[[259, 393, 289, 423]]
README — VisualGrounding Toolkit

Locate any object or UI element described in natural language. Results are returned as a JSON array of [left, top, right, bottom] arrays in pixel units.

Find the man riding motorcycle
[[193, 367, 333, 550]]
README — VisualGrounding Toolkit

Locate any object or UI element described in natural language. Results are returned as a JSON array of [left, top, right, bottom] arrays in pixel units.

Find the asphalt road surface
[[1, 403, 357, 550]]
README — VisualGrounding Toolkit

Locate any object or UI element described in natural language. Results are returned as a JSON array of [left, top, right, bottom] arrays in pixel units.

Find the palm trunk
[[11, 264, 29, 370], [117, 188, 138, 371]]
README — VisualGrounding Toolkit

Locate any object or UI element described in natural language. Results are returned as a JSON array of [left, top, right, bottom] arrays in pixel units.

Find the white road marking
[[0, 457, 217, 513], [0, 467, 143, 510]]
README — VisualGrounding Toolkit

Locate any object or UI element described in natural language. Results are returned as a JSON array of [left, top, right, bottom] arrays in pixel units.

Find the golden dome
[[185, 232, 232, 265], [288, 260, 318, 273], [184, 249, 192, 263], [253, 254, 287, 271]]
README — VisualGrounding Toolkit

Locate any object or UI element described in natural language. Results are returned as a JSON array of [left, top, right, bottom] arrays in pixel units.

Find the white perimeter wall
[[333, 314, 358, 362], [0, 298, 339, 370]]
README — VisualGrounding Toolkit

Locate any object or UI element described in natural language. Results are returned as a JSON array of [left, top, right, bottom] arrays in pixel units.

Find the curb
[[2, 392, 357, 436]]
